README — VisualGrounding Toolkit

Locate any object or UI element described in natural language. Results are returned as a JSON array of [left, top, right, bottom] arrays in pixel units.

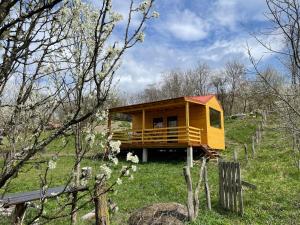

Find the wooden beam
[[186, 101, 190, 141], [142, 109, 145, 144], [185, 101, 190, 127]]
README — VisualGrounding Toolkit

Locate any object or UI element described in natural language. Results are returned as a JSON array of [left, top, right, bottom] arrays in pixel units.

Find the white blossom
[[48, 160, 56, 170], [116, 178, 122, 185], [80, 179, 88, 186], [109, 140, 121, 153], [110, 12, 123, 22], [126, 152, 139, 163], [136, 32, 145, 43], [109, 154, 119, 165], [152, 11, 159, 18], [85, 133, 95, 147], [139, 0, 151, 11], [99, 164, 112, 179], [131, 165, 137, 172]]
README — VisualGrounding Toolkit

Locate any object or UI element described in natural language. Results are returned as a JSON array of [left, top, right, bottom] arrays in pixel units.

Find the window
[[153, 117, 163, 128], [209, 108, 221, 128]]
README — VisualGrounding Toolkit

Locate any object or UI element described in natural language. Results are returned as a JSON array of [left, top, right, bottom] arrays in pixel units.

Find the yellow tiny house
[[109, 95, 225, 165]]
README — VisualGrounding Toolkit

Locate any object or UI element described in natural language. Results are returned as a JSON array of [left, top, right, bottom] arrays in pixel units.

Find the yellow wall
[[131, 112, 142, 130], [129, 96, 225, 150], [189, 104, 208, 145], [205, 97, 225, 150]]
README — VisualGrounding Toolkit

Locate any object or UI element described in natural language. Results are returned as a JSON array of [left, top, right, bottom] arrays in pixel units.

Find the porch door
[[167, 116, 178, 143]]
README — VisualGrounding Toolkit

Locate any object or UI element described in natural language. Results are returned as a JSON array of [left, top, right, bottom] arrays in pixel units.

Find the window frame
[[209, 107, 221, 129], [153, 117, 163, 128]]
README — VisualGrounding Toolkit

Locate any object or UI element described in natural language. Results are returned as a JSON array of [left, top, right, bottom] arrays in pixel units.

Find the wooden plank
[[224, 162, 228, 209], [241, 180, 257, 190], [1, 186, 87, 207], [218, 161, 224, 207], [233, 162, 238, 213], [236, 163, 244, 215], [229, 162, 235, 211]]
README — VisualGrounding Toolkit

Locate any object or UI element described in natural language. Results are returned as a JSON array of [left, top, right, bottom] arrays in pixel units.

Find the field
[[1, 115, 299, 225]]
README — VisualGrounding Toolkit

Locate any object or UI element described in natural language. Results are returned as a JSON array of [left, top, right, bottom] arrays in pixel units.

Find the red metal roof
[[185, 95, 215, 104]]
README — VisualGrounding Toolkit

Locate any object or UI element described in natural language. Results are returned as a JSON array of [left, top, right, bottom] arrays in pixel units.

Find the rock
[[128, 202, 188, 225], [230, 113, 247, 119]]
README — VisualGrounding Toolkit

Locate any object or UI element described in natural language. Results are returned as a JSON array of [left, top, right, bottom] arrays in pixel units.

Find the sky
[[98, 0, 285, 93]]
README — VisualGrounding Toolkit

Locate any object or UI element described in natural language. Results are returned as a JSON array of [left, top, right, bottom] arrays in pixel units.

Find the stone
[[128, 202, 188, 225]]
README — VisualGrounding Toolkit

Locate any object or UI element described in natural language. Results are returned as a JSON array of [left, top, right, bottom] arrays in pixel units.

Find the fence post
[[233, 149, 238, 162], [236, 163, 244, 215], [94, 181, 110, 225], [244, 144, 248, 162], [204, 165, 211, 210], [252, 136, 255, 157], [219, 161, 224, 208], [183, 166, 195, 221]]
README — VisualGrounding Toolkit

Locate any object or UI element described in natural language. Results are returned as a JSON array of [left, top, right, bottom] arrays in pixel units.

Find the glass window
[[209, 108, 221, 128], [153, 117, 163, 128]]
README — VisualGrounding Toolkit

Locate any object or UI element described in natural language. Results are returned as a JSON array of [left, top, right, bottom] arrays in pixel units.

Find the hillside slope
[[0, 116, 299, 225]]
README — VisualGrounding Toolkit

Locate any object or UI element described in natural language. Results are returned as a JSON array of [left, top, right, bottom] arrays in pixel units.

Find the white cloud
[[162, 9, 210, 41], [212, 0, 267, 30]]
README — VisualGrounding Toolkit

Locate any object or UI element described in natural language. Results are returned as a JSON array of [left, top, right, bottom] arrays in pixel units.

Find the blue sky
[[100, 0, 284, 93]]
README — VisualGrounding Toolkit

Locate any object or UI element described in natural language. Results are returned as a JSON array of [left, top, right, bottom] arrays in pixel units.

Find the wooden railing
[[112, 126, 201, 144]]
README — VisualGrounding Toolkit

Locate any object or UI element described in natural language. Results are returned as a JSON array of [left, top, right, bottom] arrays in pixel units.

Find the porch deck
[[112, 126, 202, 149]]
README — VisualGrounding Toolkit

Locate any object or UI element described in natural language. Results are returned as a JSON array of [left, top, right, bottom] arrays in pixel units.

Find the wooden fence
[[219, 161, 244, 215]]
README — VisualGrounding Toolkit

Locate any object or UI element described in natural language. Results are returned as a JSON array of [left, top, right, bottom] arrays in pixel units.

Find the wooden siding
[[190, 104, 208, 146], [205, 97, 225, 150], [110, 95, 225, 150]]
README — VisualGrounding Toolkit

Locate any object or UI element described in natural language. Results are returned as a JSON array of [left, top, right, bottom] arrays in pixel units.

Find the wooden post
[[183, 166, 195, 221], [233, 149, 238, 162], [219, 162, 244, 215], [186, 101, 190, 141], [204, 166, 211, 210], [187, 146, 193, 168], [142, 109, 145, 144], [142, 148, 148, 163], [244, 144, 248, 162], [13, 203, 27, 225], [94, 182, 110, 225], [252, 136, 255, 157], [219, 161, 224, 207], [236, 163, 244, 215]]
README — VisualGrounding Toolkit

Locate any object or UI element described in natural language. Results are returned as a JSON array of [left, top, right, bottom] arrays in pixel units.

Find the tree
[[224, 60, 246, 115], [210, 73, 228, 111], [249, 0, 300, 168], [0, 0, 157, 223]]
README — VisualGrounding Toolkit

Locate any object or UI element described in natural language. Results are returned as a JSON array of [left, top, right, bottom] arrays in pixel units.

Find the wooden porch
[[111, 125, 202, 148]]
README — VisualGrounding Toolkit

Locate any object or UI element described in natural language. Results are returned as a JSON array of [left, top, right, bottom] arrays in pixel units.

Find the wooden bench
[[0, 186, 87, 225]]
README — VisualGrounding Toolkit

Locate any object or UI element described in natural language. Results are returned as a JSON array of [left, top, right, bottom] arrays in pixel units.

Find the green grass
[[1, 115, 299, 225]]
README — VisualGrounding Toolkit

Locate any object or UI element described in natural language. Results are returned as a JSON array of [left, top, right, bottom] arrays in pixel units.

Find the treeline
[[117, 60, 285, 116]]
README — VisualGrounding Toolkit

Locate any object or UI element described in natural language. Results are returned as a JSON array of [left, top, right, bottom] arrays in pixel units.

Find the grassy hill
[[1, 115, 299, 225]]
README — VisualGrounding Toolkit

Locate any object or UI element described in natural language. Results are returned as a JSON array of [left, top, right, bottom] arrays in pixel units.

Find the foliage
[[1, 116, 299, 224]]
